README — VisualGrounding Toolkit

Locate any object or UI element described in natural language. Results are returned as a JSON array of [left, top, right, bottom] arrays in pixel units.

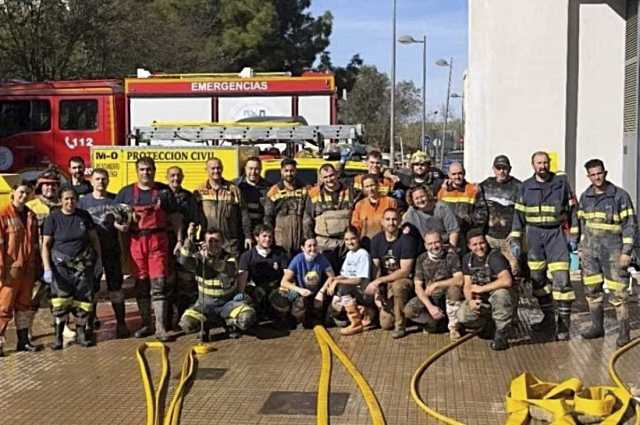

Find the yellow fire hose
[[313, 326, 386, 425], [410, 330, 640, 424], [136, 342, 200, 425]]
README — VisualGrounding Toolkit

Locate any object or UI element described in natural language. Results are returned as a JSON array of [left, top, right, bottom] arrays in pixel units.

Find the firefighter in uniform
[[0, 182, 41, 356], [457, 229, 513, 350], [304, 163, 357, 271], [399, 151, 445, 196], [510, 151, 578, 340], [114, 157, 183, 342], [576, 159, 637, 347], [166, 166, 202, 323], [264, 158, 308, 255], [195, 158, 251, 257], [235, 156, 270, 234], [353, 150, 397, 198], [42, 187, 101, 349], [178, 224, 256, 340], [437, 161, 486, 252]]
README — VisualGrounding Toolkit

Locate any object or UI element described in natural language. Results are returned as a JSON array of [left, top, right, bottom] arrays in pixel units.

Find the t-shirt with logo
[[414, 251, 461, 296], [238, 246, 289, 287], [78, 193, 120, 252], [340, 248, 370, 283], [370, 232, 419, 276], [42, 209, 95, 257], [286, 252, 334, 289]]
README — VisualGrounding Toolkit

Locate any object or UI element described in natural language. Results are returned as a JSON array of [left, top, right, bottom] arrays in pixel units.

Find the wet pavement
[[2, 277, 640, 425]]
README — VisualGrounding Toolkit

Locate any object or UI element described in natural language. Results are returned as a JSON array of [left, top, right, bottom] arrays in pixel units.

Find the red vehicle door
[[0, 97, 53, 177]]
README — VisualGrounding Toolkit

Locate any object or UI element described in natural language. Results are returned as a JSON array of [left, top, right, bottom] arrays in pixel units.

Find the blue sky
[[310, 0, 468, 117]]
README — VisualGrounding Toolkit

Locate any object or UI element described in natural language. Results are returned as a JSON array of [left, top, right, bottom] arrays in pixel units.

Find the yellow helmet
[[410, 151, 430, 164]]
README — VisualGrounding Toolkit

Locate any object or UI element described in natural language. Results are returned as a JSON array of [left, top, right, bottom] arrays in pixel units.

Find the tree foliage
[[0, 0, 333, 80]]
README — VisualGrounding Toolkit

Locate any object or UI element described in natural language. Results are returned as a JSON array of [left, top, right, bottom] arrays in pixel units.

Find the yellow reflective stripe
[[229, 304, 254, 319], [184, 308, 206, 322], [619, 208, 634, 219], [520, 205, 556, 213], [179, 247, 191, 256], [586, 222, 621, 233], [198, 286, 236, 297], [623, 237, 634, 245], [583, 274, 604, 286], [514, 203, 525, 212], [604, 278, 626, 292], [552, 291, 576, 301], [548, 262, 569, 272], [509, 231, 522, 239], [51, 297, 73, 309], [532, 285, 551, 297], [569, 226, 579, 235], [440, 196, 475, 204], [528, 260, 546, 271], [526, 216, 560, 224], [72, 300, 93, 312], [195, 276, 224, 288]]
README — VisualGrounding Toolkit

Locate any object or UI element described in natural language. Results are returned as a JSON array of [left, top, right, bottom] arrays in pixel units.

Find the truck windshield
[[0, 100, 51, 137]]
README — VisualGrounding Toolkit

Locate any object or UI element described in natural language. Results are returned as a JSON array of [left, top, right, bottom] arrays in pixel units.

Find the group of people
[[0, 147, 636, 356]]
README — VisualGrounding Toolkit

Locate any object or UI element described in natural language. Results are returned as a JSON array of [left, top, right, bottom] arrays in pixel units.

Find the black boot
[[616, 303, 630, 348], [76, 325, 95, 347], [490, 329, 509, 351], [134, 298, 154, 338], [153, 300, 174, 342], [112, 302, 130, 339], [16, 329, 42, 352], [556, 314, 571, 341], [580, 301, 604, 340], [51, 318, 65, 350]]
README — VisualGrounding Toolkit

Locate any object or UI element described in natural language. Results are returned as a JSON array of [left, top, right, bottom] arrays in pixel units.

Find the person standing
[[114, 157, 183, 342], [65, 156, 92, 197], [42, 187, 101, 349], [510, 151, 578, 340], [194, 158, 250, 257], [78, 168, 130, 339], [235, 157, 270, 234], [399, 151, 445, 195], [351, 175, 398, 241], [352, 150, 397, 198], [264, 158, 308, 255], [576, 159, 637, 347], [0, 182, 41, 356], [402, 186, 460, 249]]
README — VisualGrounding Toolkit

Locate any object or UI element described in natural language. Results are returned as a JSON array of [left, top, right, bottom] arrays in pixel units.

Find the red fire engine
[[0, 70, 336, 177]]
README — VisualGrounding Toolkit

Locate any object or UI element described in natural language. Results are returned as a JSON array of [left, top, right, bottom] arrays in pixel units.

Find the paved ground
[[2, 279, 640, 425]]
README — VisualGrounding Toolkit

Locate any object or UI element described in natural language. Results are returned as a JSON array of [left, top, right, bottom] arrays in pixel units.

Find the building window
[[0, 100, 51, 137], [59, 99, 98, 130]]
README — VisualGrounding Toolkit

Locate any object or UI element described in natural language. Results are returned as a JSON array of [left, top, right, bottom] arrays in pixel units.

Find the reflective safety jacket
[[235, 176, 270, 232], [195, 179, 251, 249], [437, 181, 486, 234], [303, 183, 357, 240], [575, 182, 637, 255], [178, 243, 239, 300], [510, 173, 577, 239], [479, 176, 522, 240], [353, 173, 395, 197], [264, 180, 308, 225], [0, 203, 38, 284], [399, 168, 446, 196], [26, 196, 59, 230]]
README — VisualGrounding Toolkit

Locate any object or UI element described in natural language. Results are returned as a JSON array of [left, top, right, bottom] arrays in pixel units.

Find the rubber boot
[[227, 326, 241, 339], [134, 298, 154, 338], [580, 301, 604, 340], [152, 300, 174, 342], [51, 317, 65, 350], [76, 325, 95, 347], [556, 314, 571, 341], [490, 328, 509, 351], [615, 303, 630, 348], [112, 302, 130, 339], [16, 329, 42, 352], [340, 303, 364, 336]]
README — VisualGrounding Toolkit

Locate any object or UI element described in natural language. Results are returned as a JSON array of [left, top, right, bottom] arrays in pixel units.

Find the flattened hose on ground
[[410, 331, 479, 425], [608, 337, 640, 425], [136, 342, 198, 425], [313, 326, 386, 425]]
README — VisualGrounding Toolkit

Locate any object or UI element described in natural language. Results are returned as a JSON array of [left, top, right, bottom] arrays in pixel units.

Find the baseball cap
[[410, 151, 430, 164], [493, 155, 511, 169]]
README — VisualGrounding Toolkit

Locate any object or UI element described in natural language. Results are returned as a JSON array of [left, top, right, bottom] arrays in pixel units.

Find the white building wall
[[574, 2, 626, 195], [466, 0, 569, 183]]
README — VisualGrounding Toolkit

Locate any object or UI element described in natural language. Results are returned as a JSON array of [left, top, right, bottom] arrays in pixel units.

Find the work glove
[[391, 189, 405, 201], [510, 239, 521, 259], [340, 147, 351, 164], [43, 269, 53, 285], [568, 239, 578, 253]]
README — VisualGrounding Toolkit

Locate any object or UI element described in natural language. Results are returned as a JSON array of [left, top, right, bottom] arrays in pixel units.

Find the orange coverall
[[0, 203, 39, 336]]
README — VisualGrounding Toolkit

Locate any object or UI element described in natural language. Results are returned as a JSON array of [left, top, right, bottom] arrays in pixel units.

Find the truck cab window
[[0, 100, 51, 137], [59, 99, 98, 130]]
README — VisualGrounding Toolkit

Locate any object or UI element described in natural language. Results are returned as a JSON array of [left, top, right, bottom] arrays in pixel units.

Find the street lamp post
[[398, 34, 427, 153], [436, 57, 453, 167], [390, 0, 397, 169]]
